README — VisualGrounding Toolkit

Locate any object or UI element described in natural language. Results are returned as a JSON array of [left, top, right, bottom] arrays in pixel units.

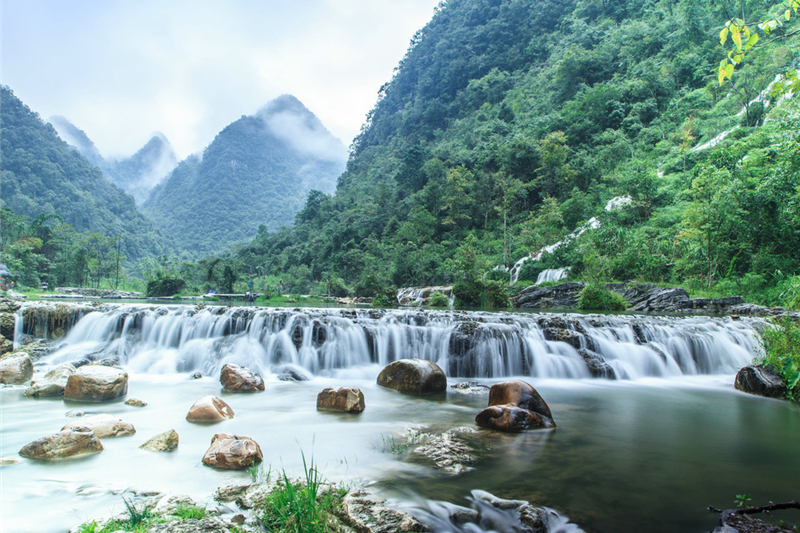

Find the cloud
[[1, 0, 440, 159]]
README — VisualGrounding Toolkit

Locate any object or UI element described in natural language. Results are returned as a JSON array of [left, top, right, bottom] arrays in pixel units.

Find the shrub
[[453, 279, 509, 308], [760, 317, 800, 403], [146, 277, 186, 297], [577, 283, 629, 311], [427, 291, 450, 307]]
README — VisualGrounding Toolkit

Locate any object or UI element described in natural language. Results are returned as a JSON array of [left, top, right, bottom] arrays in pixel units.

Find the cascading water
[[35, 305, 762, 381], [535, 268, 571, 285]]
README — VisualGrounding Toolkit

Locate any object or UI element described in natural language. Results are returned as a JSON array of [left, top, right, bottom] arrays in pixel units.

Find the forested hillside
[[50, 116, 178, 205], [0, 86, 163, 261], [143, 95, 346, 257], [237, 0, 800, 304]]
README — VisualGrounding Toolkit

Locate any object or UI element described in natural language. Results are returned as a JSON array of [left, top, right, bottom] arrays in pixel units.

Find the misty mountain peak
[[49, 115, 105, 167]]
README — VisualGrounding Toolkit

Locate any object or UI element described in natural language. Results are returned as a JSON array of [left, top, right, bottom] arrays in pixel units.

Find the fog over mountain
[[142, 94, 346, 257], [49, 116, 178, 205]]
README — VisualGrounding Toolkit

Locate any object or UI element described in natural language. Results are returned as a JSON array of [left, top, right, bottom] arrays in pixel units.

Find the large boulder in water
[[186, 396, 235, 423], [317, 386, 365, 413], [735, 364, 787, 399], [61, 414, 136, 438], [25, 363, 76, 397], [377, 359, 447, 395], [19, 428, 103, 460], [202, 433, 263, 470], [487, 380, 553, 419], [475, 405, 556, 432], [476, 380, 556, 432], [63, 365, 128, 402], [0, 352, 33, 384], [219, 363, 264, 392]]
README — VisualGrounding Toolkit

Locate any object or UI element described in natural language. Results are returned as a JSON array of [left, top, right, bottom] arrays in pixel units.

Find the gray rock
[[146, 517, 234, 533], [513, 282, 584, 309], [578, 349, 616, 379], [0, 312, 15, 340], [19, 428, 103, 460], [62, 414, 136, 438], [317, 386, 365, 413], [140, 429, 179, 452], [219, 363, 264, 392], [450, 381, 490, 394], [214, 483, 271, 509], [735, 364, 787, 399], [0, 352, 33, 384], [342, 490, 429, 533], [377, 359, 447, 395], [64, 365, 128, 402], [26, 363, 75, 397], [125, 397, 147, 407], [414, 428, 476, 474]]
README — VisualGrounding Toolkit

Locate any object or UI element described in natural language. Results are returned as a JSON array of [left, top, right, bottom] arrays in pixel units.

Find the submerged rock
[[63, 365, 128, 402], [341, 490, 429, 533], [414, 428, 476, 474], [377, 359, 447, 395], [19, 428, 103, 460], [735, 364, 787, 399], [187, 396, 235, 423], [450, 381, 490, 394], [476, 380, 556, 432], [25, 363, 75, 397], [202, 433, 263, 470], [0, 352, 33, 384], [219, 363, 265, 392], [140, 429, 179, 452], [62, 414, 135, 438], [125, 397, 147, 407], [578, 349, 616, 379], [475, 405, 556, 432], [317, 386, 365, 413]]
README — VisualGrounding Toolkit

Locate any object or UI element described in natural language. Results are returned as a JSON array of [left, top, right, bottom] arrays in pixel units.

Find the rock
[[219, 363, 264, 392], [147, 517, 234, 533], [155, 494, 198, 516], [65, 410, 85, 417], [543, 327, 584, 350], [0, 352, 33, 384], [487, 380, 553, 419], [62, 414, 136, 438], [140, 429, 180, 452], [63, 365, 128, 402], [276, 366, 310, 382], [190, 372, 203, 379], [342, 490, 429, 533], [377, 359, 447, 395], [512, 282, 584, 309], [202, 433, 263, 470], [0, 312, 15, 340], [19, 428, 103, 460], [578, 349, 616, 379], [186, 396, 235, 423], [0, 334, 12, 355], [1, 457, 20, 466], [25, 363, 76, 397], [215, 483, 270, 509], [414, 428, 476, 474], [125, 397, 147, 407], [475, 405, 556, 432], [473, 491, 548, 533], [450, 381, 490, 394], [735, 364, 787, 399], [316, 386, 365, 413]]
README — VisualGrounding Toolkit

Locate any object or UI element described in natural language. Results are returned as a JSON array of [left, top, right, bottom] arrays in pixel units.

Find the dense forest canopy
[[0, 86, 164, 262], [231, 0, 800, 305]]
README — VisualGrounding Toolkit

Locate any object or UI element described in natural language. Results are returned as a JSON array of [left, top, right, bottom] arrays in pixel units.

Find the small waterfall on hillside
[[28, 304, 762, 380], [397, 286, 454, 307], [536, 268, 571, 285]]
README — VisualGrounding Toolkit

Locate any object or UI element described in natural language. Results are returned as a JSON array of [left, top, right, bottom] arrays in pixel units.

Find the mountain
[[237, 0, 800, 303], [142, 94, 346, 257], [49, 116, 178, 205], [0, 86, 163, 260]]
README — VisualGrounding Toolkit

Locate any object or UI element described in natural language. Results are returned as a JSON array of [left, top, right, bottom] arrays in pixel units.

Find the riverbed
[[1, 305, 798, 532]]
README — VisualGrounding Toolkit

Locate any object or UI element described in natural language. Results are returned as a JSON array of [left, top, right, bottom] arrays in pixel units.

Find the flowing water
[[1, 304, 798, 532]]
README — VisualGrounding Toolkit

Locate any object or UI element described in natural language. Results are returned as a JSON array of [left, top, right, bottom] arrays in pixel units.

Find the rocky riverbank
[[512, 281, 800, 317]]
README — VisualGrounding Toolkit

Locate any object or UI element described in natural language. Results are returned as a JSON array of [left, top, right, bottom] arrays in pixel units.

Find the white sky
[[1, 0, 440, 159]]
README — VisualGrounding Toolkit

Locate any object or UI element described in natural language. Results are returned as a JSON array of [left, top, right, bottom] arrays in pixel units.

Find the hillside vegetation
[[0, 86, 163, 262], [232, 0, 800, 304], [143, 95, 346, 257]]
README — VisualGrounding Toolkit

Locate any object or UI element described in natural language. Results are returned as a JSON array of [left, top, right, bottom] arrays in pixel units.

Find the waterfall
[[28, 304, 762, 381], [536, 268, 571, 285], [397, 286, 454, 307]]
